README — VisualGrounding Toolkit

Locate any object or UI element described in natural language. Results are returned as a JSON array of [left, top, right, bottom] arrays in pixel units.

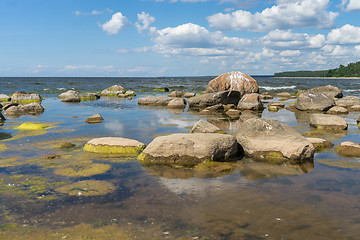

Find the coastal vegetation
[[274, 61, 360, 77]]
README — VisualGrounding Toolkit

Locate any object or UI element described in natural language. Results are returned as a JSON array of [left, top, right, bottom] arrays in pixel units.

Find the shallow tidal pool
[[1, 91, 360, 239]]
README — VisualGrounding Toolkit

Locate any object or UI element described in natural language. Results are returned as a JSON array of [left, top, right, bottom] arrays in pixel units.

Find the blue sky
[[1, 0, 360, 77]]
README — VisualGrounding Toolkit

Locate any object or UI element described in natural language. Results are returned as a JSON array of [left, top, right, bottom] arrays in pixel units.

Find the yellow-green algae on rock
[[16, 122, 49, 131], [83, 137, 145, 155], [0, 175, 67, 200], [55, 180, 116, 196], [54, 163, 111, 177]]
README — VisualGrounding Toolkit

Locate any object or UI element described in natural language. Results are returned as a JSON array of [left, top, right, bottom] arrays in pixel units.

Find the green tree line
[[273, 61, 360, 77]]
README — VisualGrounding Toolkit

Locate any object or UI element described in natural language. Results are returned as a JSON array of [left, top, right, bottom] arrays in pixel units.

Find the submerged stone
[[335, 141, 360, 157], [16, 122, 49, 131], [83, 137, 146, 155], [56, 142, 76, 149], [54, 163, 111, 177], [55, 180, 116, 196]]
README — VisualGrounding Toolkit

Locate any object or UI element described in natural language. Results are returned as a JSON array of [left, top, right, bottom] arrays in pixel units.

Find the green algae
[[54, 163, 112, 177], [0, 144, 8, 152], [0, 175, 67, 200], [16, 122, 49, 131], [55, 180, 116, 196], [83, 144, 145, 155], [11, 99, 42, 104], [56, 142, 76, 149], [153, 88, 166, 92], [1, 130, 47, 142], [0, 157, 26, 168]]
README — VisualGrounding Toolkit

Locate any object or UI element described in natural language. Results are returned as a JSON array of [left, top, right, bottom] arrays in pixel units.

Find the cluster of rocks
[[58, 85, 137, 103], [0, 91, 44, 118]]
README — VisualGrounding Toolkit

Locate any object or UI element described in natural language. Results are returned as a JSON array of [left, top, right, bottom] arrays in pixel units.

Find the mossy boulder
[[3, 103, 44, 116], [16, 122, 49, 131], [54, 163, 111, 177], [56, 142, 76, 149], [11, 91, 42, 104], [85, 114, 104, 124], [306, 137, 334, 152], [79, 92, 100, 101], [55, 180, 116, 196], [83, 137, 146, 155], [334, 141, 360, 157], [138, 133, 239, 165], [124, 90, 136, 96], [0, 94, 11, 102]]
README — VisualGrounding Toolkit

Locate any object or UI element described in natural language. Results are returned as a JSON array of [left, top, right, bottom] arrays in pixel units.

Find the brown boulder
[[205, 71, 259, 95], [237, 93, 264, 111]]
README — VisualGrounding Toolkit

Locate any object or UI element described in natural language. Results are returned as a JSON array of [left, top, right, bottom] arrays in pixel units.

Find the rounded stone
[[167, 98, 186, 109], [309, 114, 348, 131], [327, 106, 348, 114], [83, 137, 146, 154], [85, 114, 104, 124], [335, 141, 360, 157]]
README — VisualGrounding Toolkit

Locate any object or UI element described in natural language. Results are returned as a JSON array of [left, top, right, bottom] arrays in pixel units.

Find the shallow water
[[0, 77, 360, 239]]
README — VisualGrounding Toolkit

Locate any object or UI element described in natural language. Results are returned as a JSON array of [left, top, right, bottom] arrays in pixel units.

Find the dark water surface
[[0, 76, 360, 239]]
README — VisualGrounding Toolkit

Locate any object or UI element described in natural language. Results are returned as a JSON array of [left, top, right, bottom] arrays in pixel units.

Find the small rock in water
[[85, 114, 104, 124]]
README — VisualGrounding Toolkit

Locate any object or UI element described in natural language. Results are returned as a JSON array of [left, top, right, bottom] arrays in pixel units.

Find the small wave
[[343, 89, 360, 92], [260, 85, 296, 91], [56, 88, 66, 91], [43, 88, 50, 91]]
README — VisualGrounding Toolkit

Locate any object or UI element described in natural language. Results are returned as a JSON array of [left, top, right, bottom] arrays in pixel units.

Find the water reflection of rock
[[294, 110, 312, 126], [302, 130, 347, 141], [238, 158, 314, 180]]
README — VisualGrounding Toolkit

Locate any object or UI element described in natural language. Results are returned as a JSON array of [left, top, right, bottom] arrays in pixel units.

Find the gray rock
[[138, 96, 174, 106], [168, 91, 184, 97], [11, 91, 42, 103], [326, 106, 348, 114], [125, 90, 136, 96], [138, 133, 239, 164], [276, 92, 292, 98], [295, 92, 335, 111], [236, 118, 314, 163], [188, 91, 241, 108], [306, 137, 334, 152], [309, 114, 348, 130], [0, 94, 11, 102], [237, 93, 264, 111], [61, 96, 81, 103], [190, 119, 222, 133], [183, 92, 196, 98], [167, 98, 186, 109], [307, 85, 343, 98], [336, 96, 360, 107], [3, 103, 44, 116], [100, 85, 125, 96], [225, 109, 241, 117], [79, 92, 100, 101], [58, 90, 80, 98]]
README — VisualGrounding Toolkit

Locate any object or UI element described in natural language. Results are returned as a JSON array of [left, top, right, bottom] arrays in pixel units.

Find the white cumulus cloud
[[101, 12, 129, 35], [135, 12, 157, 34], [207, 0, 338, 32], [327, 24, 360, 45], [342, 0, 360, 11]]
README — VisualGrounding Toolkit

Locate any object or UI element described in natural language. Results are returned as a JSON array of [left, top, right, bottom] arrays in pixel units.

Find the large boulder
[[188, 91, 241, 108], [138, 96, 174, 106], [100, 85, 125, 96], [309, 114, 348, 131], [167, 98, 186, 109], [190, 119, 222, 133], [237, 93, 264, 111], [295, 92, 335, 111], [205, 71, 259, 96], [84, 137, 145, 154], [236, 118, 314, 163], [336, 96, 360, 107], [3, 103, 44, 116], [307, 85, 343, 98], [138, 133, 239, 164], [11, 91, 42, 103], [0, 94, 11, 102]]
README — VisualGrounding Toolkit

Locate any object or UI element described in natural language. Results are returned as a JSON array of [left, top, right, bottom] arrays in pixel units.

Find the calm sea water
[[0, 76, 360, 239]]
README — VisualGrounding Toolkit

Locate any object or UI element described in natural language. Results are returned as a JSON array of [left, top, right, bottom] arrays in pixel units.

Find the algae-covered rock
[[334, 141, 360, 157], [56, 142, 76, 149], [306, 137, 334, 152], [124, 90, 136, 96], [54, 163, 111, 177], [11, 91, 42, 104], [79, 92, 100, 101], [83, 137, 146, 155], [55, 180, 116, 196], [0, 94, 11, 102], [16, 122, 49, 131]]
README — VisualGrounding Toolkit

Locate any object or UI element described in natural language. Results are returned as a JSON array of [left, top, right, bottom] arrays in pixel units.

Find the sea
[[0, 76, 360, 239]]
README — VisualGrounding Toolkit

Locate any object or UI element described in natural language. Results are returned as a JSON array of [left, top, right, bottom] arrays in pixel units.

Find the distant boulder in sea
[[205, 71, 259, 96], [100, 85, 125, 96]]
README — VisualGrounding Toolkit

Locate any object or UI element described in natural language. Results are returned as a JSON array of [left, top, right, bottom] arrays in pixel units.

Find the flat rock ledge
[[306, 137, 334, 152], [84, 137, 146, 155], [335, 141, 360, 157], [138, 133, 239, 165], [309, 114, 348, 131], [138, 96, 174, 106], [236, 118, 314, 164]]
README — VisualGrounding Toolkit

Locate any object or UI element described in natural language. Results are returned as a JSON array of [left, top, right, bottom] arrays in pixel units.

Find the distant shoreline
[[272, 76, 360, 79]]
